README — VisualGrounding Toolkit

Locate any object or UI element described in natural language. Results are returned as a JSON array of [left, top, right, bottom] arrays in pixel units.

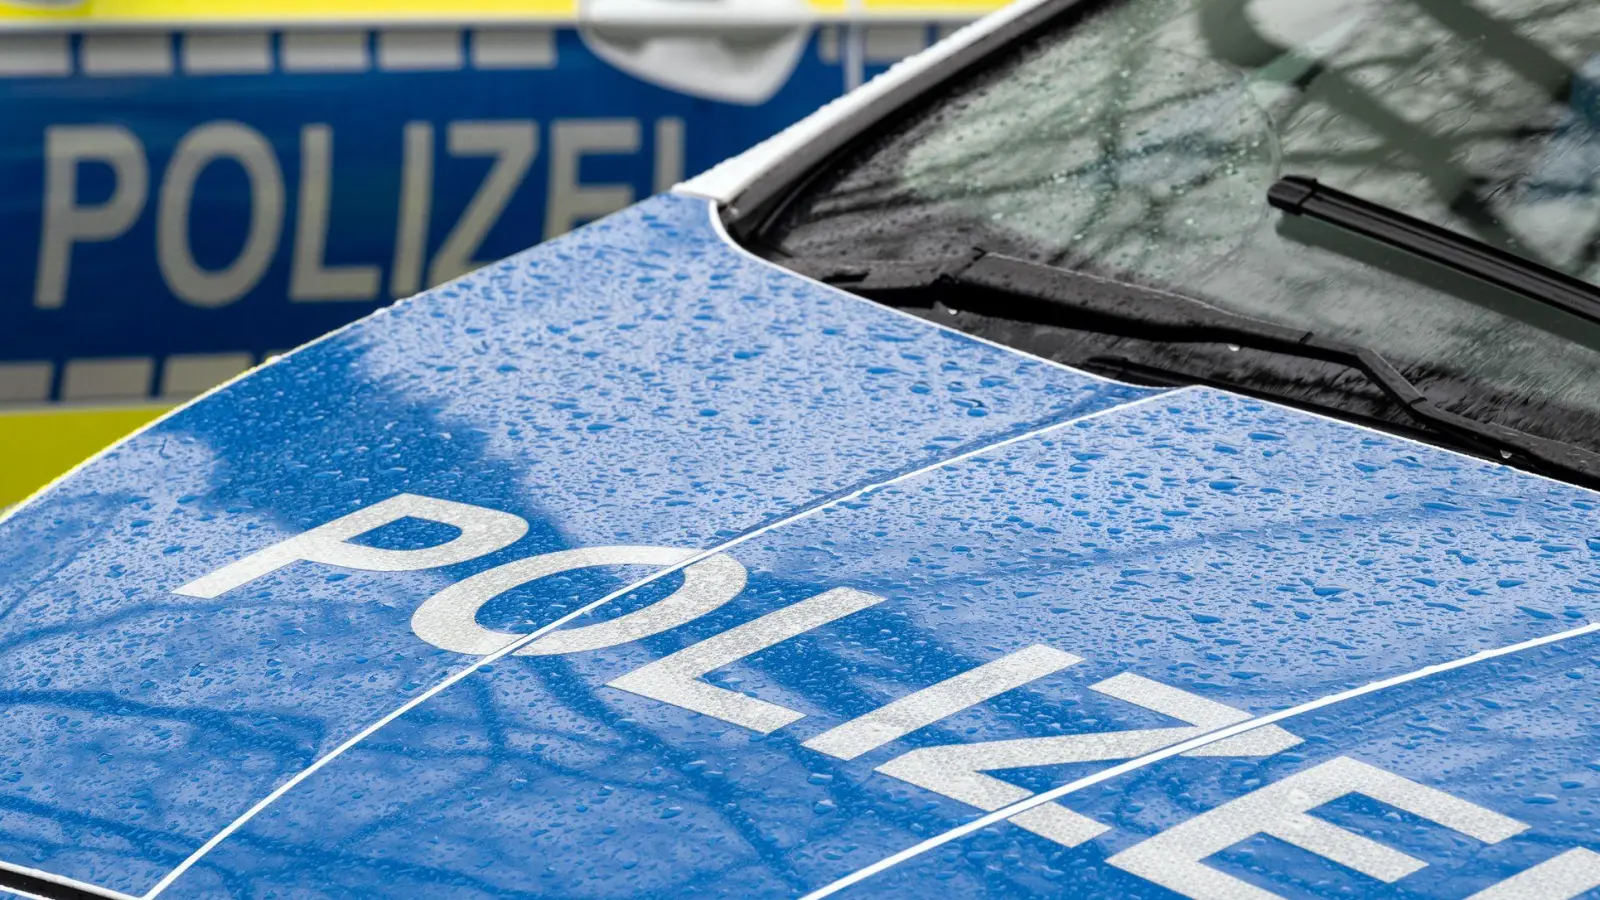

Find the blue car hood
[[2, 193, 1600, 900]]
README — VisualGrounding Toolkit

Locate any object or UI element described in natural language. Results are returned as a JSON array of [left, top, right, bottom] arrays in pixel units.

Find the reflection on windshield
[[765, 0, 1600, 456], [894, 38, 1275, 284]]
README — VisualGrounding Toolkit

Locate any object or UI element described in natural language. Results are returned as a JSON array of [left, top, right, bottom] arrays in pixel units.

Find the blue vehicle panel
[[2, 2, 1599, 897], [0, 193, 1146, 896], [955, 632, 1600, 899], [153, 387, 1600, 898]]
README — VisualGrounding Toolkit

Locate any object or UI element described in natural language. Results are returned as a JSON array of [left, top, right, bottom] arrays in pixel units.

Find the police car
[[3, 0, 1600, 897], [0, 0, 1001, 507]]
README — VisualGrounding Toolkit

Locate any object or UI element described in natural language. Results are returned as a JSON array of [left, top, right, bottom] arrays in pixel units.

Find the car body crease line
[[800, 618, 1600, 899], [137, 386, 1189, 898]]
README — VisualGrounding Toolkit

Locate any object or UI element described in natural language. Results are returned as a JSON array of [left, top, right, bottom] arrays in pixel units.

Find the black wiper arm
[[1268, 175, 1600, 328], [792, 250, 1600, 485]]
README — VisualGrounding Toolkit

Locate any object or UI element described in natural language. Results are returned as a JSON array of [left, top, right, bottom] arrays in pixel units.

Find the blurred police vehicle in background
[[0, 0, 999, 506], [4, 0, 1600, 897]]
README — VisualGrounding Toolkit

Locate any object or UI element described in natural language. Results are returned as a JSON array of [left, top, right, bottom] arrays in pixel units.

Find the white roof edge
[[673, 0, 1055, 204]]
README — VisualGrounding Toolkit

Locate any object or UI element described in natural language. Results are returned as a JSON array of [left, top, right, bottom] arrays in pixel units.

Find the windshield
[[759, 0, 1600, 460]]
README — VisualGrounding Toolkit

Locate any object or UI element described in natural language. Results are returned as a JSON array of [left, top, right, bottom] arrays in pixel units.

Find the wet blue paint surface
[[865, 630, 1600, 899], [3, 194, 1600, 899], [0, 193, 1148, 895], [161, 389, 1600, 898]]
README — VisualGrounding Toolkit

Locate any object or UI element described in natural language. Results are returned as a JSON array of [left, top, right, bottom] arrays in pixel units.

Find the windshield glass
[[761, 0, 1600, 458]]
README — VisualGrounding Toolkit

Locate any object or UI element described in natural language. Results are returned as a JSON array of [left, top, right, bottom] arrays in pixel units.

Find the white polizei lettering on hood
[[803, 645, 1083, 761], [174, 493, 530, 599], [410, 546, 747, 656], [802, 619, 1600, 900], [608, 587, 885, 733], [139, 395, 1192, 897], [1107, 756, 1529, 900], [876, 672, 1302, 848], [1467, 847, 1600, 900]]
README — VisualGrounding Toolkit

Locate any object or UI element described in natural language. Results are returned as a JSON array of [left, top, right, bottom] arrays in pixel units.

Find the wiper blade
[[1268, 175, 1600, 328], [792, 250, 1600, 485]]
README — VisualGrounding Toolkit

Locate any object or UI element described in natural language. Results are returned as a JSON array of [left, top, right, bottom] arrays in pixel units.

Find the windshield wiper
[[1268, 175, 1600, 329], [787, 249, 1600, 486]]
